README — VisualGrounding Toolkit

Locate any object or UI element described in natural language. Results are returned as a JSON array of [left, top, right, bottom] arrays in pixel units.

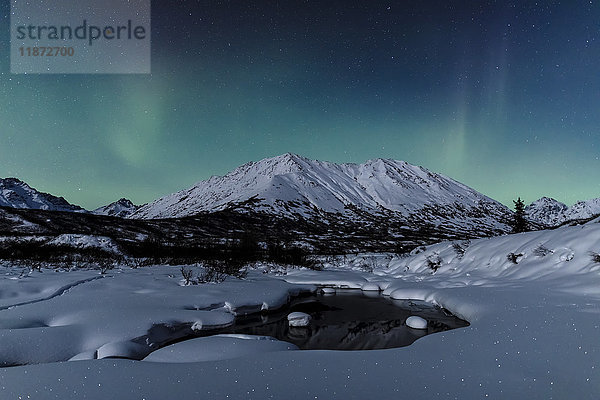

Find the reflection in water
[[217, 290, 469, 351]]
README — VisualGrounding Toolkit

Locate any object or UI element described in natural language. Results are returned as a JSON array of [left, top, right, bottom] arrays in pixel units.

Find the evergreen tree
[[512, 197, 528, 233]]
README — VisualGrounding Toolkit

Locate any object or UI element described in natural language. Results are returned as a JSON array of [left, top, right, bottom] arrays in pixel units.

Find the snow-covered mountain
[[526, 197, 600, 226], [130, 153, 512, 234], [567, 198, 600, 220], [525, 197, 569, 226], [0, 178, 86, 213], [94, 198, 141, 218]]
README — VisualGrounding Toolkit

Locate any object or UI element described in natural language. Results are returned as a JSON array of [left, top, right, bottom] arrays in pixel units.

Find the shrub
[[426, 254, 442, 272], [262, 263, 288, 276], [180, 267, 194, 285], [180, 261, 247, 285], [266, 242, 321, 270], [452, 241, 469, 259], [20, 258, 43, 273], [359, 257, 377, 273], [202, 259, 247, 282], [507, 252, 523, 264], [533, 244, 553, 257], [590, 252, 600, 264], [95, 258, 117, 274], [196, 266, 227, 284]]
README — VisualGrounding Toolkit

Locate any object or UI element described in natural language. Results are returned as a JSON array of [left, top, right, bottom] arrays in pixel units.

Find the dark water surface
[[217, 290, 469, 351]]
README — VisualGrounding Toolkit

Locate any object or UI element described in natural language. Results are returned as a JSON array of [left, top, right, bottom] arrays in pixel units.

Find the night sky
[[1, 1, 599, 209]]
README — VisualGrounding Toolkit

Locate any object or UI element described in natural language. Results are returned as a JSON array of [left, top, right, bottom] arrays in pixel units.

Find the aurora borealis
[[1, 1, 599, 209]]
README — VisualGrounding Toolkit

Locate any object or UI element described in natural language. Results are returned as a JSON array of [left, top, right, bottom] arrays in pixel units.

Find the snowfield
[[0, 219, 599, 399]]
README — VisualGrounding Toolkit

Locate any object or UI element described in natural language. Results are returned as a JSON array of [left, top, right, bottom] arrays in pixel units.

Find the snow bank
[[0, 267, 310, 365], [143, 334, 297, 363], [284, 269, 367, 288], [360, 282, 381, 291]]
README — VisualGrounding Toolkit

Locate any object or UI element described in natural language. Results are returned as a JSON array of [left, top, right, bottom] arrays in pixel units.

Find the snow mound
[[284, 270, 367, 288], [288, 312, 311, 327], [143, 334, 297, 363], [406, 316, 428, 329], [361, 282, 381, 291], [97, 341, 149, 360]]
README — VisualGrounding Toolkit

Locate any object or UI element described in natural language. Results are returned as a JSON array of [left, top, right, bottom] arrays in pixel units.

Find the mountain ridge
[[93, 198, 140, 218], [4, 155, 599, 232], [526, 196, 600, 226], [0, 178, 86, 213], [129, 153, 513, 236]]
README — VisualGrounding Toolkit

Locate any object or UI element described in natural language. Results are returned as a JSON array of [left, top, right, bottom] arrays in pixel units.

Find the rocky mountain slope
[[526, 197, 600, 226], [93, 198, 140, 218], [0, 178, 86, 213]]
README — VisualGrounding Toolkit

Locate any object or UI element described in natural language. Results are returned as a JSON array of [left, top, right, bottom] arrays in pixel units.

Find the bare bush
[[426, 254, 442, 272], [590, 252, 600, 264], [359, 257, 378, 273], [266, 242, 321, 270], [180, 267, 194, 285], [262, 263, 288, 276], [507, 253, 523, 264], [533, 245, 553, 257], [452, 241, 470, 259], [181, 261, 247, 285], [197, 260, 229, 284], [96, 258, 115, 274]]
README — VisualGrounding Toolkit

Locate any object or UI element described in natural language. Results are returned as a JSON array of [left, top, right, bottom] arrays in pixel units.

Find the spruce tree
[[512, 197, 528, 233]]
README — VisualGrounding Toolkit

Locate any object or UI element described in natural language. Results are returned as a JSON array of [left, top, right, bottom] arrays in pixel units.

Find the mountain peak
[[1, 177, 26, 185], [264, 153, 310, 168], [94, 198, 140, 218], [0, 177, 86, 213], [531, 196, 563, 204], [526, 196, 600, 226], [278, 152, 307, 161], [115, 198, 135, 207]]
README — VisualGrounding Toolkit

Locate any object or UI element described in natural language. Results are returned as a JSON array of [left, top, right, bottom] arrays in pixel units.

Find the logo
[[11, 0, 151, 74]]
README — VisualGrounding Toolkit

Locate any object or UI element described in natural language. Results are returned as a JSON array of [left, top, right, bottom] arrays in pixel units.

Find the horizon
[[1, 152, 596, 210], [2, 1, 599, 209]]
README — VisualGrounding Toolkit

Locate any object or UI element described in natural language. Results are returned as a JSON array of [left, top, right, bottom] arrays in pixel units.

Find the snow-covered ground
[[0, 220, 599, 399]]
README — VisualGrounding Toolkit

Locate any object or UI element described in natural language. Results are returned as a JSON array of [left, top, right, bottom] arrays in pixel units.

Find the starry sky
[[1, 1, 599, 209]]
